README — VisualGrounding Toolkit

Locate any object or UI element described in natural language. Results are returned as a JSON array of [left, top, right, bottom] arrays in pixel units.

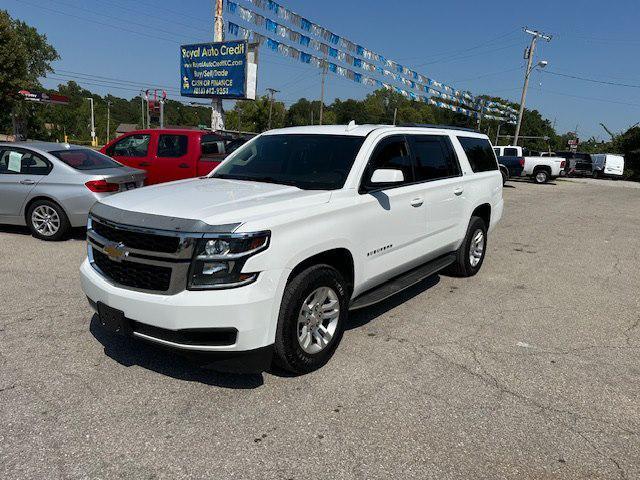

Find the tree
[[0, 10, 59, 136]]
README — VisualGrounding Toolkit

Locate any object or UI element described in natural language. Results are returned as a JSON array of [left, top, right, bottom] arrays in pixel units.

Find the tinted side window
[[504, 147, 519, 157], [158, 135, 188, 158], [409, 135, 460, 182], [459, 137, 499, 172], [111, 134, 150, 157], [362, 136, 413, 189], [0, 149, 51, 175]]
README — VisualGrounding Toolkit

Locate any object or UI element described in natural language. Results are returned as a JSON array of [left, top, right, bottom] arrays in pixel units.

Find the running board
[[349, 253, 456, 311]]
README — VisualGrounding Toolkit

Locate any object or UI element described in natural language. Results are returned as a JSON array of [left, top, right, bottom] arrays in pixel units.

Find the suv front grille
[[93, 250, 172, 292], [93, 220, 180, 253]]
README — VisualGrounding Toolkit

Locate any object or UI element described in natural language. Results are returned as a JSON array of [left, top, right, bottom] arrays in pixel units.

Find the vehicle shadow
[[347, 274, 441, 330], [0, 225, 86, 240], [88, 274, 442, 386], [89, 315, 265, 389]]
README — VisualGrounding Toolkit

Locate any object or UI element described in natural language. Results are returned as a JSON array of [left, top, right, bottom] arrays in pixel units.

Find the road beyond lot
[[1, 179, 639, 479]]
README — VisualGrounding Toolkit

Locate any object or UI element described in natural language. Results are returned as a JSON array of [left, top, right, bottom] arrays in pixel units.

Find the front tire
[[446, 216, 488, 277], [273, 265, 348, 374], [27, 200, 70, 241]]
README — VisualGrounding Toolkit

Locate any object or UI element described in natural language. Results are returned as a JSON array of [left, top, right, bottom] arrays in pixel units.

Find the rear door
[[408, 134, 466, 252], [0, 147, 51, 218], [155, 133, 193, 183], [105, 133, 153, 181]]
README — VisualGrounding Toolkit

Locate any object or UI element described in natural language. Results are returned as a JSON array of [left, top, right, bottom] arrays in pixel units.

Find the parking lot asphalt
[[1, 179, 639, 480]]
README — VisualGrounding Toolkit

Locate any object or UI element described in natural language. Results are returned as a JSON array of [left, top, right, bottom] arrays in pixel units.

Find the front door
[[106, 133, 153, 182], [356, 135, 427, 290], [0, 147, 50, 220]]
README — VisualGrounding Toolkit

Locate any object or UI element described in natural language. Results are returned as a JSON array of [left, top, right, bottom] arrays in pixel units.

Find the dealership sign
[[180, 40, 257, 100], [19, 90, 70, 105]]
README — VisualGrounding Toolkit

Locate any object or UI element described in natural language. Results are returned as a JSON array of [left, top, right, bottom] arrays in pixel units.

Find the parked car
[[101, 128, 253, 185], [556, 151, 593, 176], [494, 146, 524, 184], [494, 145, 565, 184], [0, 142, 145, 240], [81, 124, 503, 374], [591, 153, 624, 178]]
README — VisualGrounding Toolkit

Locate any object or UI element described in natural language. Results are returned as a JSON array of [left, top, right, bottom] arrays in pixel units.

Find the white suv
[[81, 124, 503, 374]]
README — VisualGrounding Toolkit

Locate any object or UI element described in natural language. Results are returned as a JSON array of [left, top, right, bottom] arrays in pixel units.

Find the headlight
[[188, 231, 270, 290]]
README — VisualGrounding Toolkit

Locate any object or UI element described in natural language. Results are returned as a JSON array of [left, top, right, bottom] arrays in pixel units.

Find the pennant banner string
[[228, 0, 518, 118]]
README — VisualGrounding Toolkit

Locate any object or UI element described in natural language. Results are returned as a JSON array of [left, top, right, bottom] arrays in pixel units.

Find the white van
[[591, 154, 624, 178]]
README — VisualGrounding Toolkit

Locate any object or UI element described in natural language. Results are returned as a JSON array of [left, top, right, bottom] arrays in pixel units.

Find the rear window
[[504, 147, 519, 157], [458, 137, 499, 172], [51, 149, 122, 170]]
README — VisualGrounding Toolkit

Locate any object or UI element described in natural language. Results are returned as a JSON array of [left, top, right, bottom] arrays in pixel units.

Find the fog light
[[202, 262, 228, 275], [205, 239, 230, 256]]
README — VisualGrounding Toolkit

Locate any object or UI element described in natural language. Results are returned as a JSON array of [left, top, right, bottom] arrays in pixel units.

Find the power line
[[542, 70, 640, 89]]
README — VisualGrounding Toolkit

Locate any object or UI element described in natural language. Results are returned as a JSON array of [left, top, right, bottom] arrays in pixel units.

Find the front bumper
[[81, 258, 288, 353]]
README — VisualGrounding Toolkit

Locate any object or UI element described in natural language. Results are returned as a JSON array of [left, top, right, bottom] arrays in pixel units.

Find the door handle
[[410, 197, 424, 207], [178, 163, 189, 169], [20, 179, 35, 185], [454, 187, 464, 196]]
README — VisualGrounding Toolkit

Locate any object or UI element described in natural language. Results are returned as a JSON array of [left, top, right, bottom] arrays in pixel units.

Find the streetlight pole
[[211, 0, 225, 131], [513, 27, 552, 146], [85, 97, 95, 146], [140, 91, 145, 129], [106, 100, 111, 142], [266, 88, 280, 130], [319, 57, 328, 125]]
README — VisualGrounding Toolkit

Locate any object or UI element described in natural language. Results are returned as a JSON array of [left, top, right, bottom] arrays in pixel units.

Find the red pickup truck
[[101, 129, 243, 185]]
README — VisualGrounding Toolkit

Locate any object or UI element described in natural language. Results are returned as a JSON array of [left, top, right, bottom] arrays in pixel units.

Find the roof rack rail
[[398, 123, 479, 133]]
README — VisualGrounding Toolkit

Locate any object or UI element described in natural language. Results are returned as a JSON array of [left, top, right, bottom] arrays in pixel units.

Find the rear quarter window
[[458, 137, 499, 173]]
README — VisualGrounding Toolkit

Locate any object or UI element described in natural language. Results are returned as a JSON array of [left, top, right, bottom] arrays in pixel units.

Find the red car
[[101, 129, 233, 185]]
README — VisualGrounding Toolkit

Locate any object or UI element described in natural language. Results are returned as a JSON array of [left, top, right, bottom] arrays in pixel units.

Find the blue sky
[[5, 0, 640, 139]]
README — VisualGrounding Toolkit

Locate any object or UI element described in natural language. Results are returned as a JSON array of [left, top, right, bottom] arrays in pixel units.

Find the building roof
[[115, 123, 140, 133]]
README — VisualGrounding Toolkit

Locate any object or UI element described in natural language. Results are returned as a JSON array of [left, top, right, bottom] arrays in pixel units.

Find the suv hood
[[99, 178, 331, 226]]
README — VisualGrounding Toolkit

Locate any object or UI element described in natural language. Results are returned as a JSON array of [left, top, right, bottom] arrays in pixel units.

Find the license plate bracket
[[97, 302, 131, 336]]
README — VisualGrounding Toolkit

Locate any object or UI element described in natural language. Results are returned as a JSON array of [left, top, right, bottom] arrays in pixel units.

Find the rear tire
[[500, 169, 508, 186], [533, 169, 549, 184], [273, 265, 348, 374], [27, 200, 70, 241], [446, 216, 488, 277]]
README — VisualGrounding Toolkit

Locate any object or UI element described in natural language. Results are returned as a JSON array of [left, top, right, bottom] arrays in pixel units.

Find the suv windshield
[[51, 149, 123, 170], [212, 134, 365, 190]]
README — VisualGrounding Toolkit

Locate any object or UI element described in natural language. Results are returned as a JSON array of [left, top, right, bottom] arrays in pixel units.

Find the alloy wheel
[[297, 287, 340, 354]]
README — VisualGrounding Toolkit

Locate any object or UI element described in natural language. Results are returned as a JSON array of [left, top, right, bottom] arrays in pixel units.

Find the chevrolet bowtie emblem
[[104, 242, 129, 262]]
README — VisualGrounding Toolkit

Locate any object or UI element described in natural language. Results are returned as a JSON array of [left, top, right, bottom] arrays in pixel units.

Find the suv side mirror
[[370, 169, 404, 184]]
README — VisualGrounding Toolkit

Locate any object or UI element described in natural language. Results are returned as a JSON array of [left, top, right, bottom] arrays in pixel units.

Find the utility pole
[[495, 123, 502, 146], [211, 0, 225, 131], [106, 100, 111, 142], [392, 108, 398, 126], [514, 27, 552, 146], [145, 90, 150, 129], [266, 88, 280, 130], [319, 57, 328, 125], [85, 97, 96, 146]]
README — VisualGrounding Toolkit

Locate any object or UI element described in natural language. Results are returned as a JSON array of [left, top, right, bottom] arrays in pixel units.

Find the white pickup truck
[[80, 124, 503, 374], [494, 145, 565, 184]]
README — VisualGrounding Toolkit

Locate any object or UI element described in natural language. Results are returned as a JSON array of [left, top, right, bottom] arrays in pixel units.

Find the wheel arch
[[287, 248, 355, 297], [471, 203, 491, 228], [23, 195, 69, 223]]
